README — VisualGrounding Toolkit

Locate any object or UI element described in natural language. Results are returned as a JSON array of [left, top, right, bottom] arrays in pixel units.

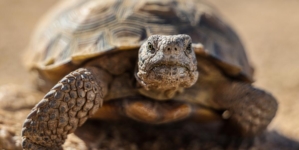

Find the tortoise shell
[[25, 0, 253, 85]]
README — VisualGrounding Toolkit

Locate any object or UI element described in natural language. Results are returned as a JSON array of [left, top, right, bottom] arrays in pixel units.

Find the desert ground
[[0, 0, 299, 149]]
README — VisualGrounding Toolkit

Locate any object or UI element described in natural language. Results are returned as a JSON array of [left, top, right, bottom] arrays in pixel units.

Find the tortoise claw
[[22, 138, 62, 150]]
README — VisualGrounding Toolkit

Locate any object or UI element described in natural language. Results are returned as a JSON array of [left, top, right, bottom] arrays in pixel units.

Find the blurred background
[[0, 0, 298, 143]]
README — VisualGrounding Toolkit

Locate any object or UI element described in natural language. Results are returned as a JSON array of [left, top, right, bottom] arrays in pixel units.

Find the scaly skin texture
[[21, 35, 278, 149], [21, 67, 111, 149], [214, 82, 278, 137], [137, 35, 199, 99]]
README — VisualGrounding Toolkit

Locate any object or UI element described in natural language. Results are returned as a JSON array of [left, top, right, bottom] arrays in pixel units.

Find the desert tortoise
[[21, 0, 278, 149]]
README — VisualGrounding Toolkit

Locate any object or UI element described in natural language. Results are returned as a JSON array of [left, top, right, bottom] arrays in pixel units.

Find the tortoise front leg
[[215, 82, 278, 137], [21, 67, 111, 150]]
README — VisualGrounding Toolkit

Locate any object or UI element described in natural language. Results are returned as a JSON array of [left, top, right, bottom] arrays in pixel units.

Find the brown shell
[[26, 0, 253, 83]]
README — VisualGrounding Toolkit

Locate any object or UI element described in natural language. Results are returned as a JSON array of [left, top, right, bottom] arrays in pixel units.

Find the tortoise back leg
[[21, 67, 111, 149], [214, 82, 278, 137]]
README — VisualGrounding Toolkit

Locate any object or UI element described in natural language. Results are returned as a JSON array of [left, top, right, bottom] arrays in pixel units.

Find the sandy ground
[[209, 0, 299, 141], [0, 0, 298, 147]]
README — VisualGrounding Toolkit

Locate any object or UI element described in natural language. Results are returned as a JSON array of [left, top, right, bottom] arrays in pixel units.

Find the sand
[[0, 0, 298, 148]]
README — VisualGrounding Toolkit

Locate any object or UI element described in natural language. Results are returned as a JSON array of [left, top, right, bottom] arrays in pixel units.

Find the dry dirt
[[0, 0, 299, 149]]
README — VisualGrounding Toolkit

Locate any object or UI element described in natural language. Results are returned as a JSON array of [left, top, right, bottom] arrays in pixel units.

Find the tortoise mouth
[[148, 65, 190, 80], [136, 62, 199, 97], [148, 62, 191, 73], [145, 61, 192, 83], [143, 63, 197, 91]]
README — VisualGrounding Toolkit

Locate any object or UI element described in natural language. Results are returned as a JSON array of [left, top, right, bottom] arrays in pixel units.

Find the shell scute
[[26, 0, 253, 83]]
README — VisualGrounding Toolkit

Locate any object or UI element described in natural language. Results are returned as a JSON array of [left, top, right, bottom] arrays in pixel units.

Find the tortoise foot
[[22, 138, 62, 150], [216, 82, 278, 136], [21, 67, 105, 149]]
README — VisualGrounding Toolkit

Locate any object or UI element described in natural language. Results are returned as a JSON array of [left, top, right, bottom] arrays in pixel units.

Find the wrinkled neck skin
[[136, 34, 199, 100]]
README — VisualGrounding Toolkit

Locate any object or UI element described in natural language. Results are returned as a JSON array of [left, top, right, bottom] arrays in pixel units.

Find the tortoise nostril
[[168, 48, 170, 51], [175, 48, 177, 51]]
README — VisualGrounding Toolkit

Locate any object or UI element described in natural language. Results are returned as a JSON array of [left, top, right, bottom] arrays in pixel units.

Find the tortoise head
[[136, 34, 198, 98]]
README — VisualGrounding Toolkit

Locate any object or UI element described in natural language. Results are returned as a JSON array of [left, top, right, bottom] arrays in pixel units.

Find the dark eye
[[186, 43, 192, 54], [147, 42, 155, 54]]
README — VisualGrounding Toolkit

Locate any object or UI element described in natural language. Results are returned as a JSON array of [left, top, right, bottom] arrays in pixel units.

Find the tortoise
[[21, 0, 278, 149]]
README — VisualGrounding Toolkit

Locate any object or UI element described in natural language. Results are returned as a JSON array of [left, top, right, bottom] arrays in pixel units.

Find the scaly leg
[[215, 82, 278, 137], [21, 67, 111, 150]]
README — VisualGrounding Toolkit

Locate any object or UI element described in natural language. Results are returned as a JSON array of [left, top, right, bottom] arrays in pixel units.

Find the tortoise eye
[[147, 42, 155, 54], [186, 43, 192, 54]]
